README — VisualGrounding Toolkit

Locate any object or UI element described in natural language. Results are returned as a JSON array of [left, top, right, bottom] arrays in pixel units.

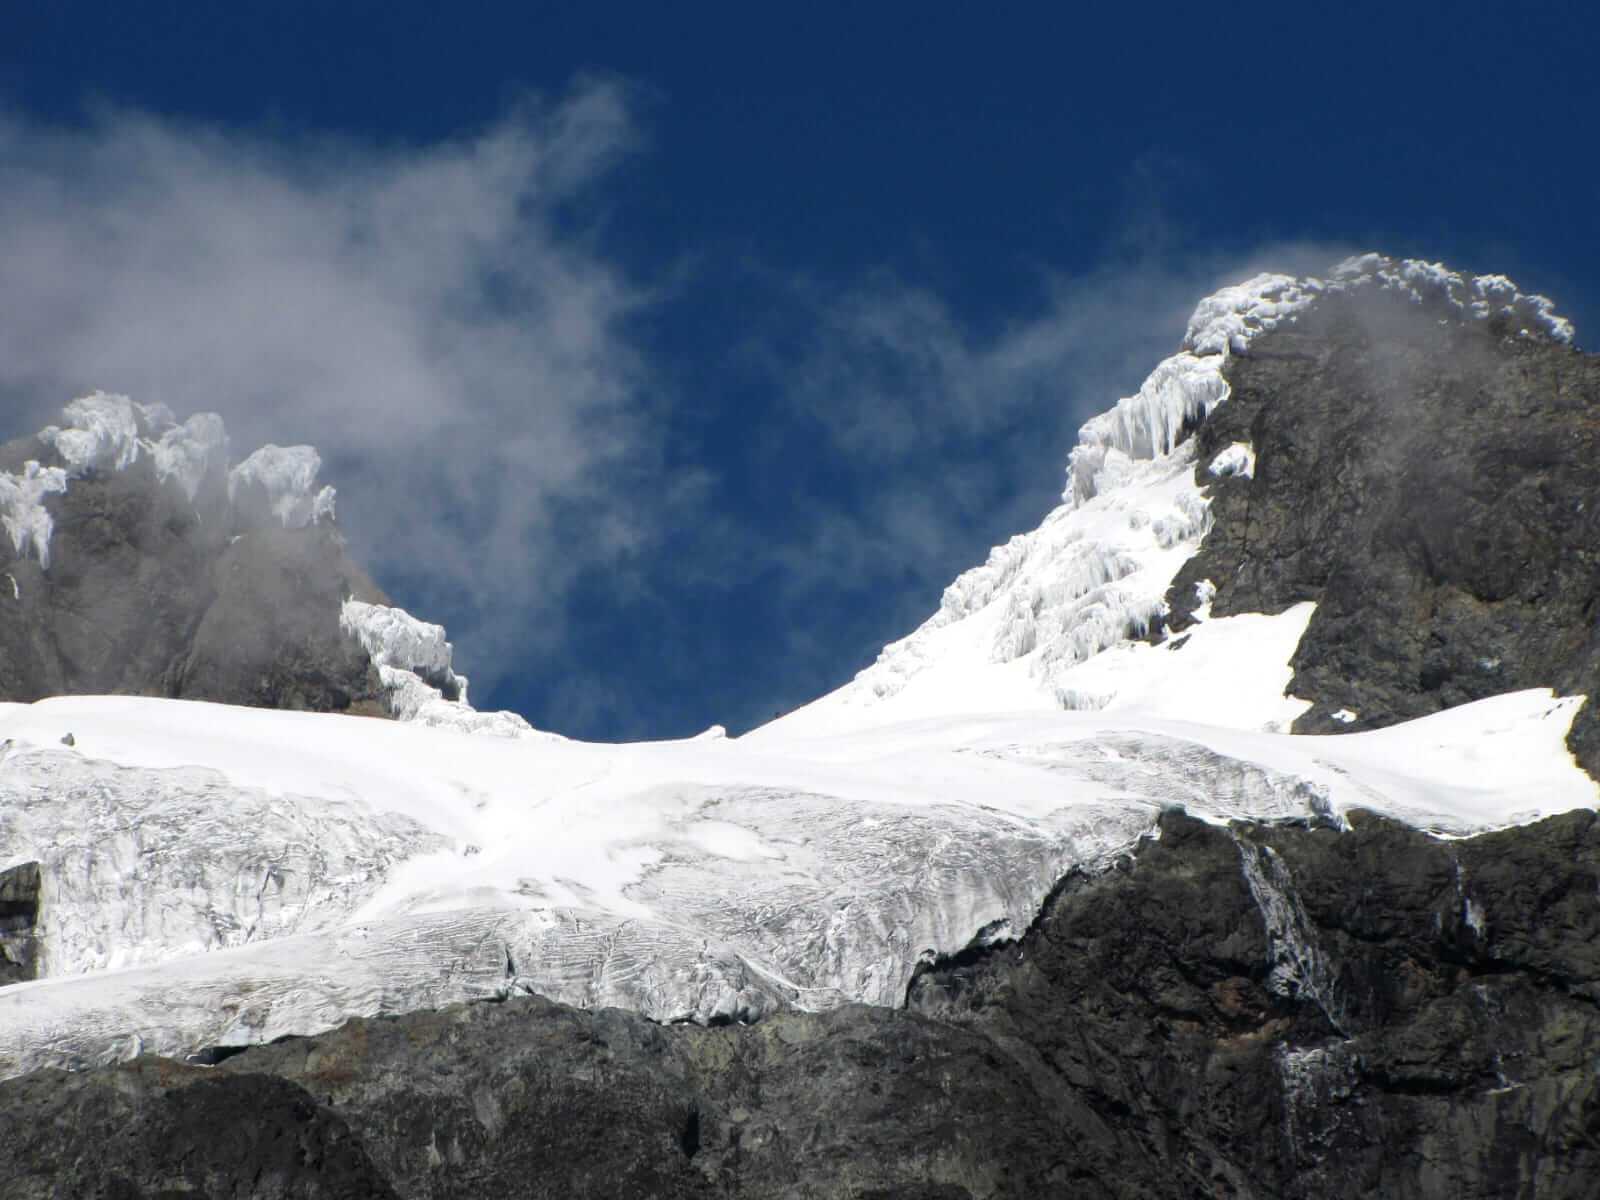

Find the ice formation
[[38, 393, 143, 473], [1329, 253, 1575, 344], [769, 255, 1574, 736], [0, 393, 284, 568], [0, 462, 67, 569], [0, 686, 1591, 1078], [149, 412, 230, 502], [340, 599, 542, 738], [228, 444, 337, 529]]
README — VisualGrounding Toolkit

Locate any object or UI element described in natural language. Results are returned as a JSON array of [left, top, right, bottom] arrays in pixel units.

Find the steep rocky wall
[[1165, 288, 1600, 773], [0, 432, 388, 715], [3, 809, 1596, 1198]]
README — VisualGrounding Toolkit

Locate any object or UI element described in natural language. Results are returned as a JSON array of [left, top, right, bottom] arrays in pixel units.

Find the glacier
[[0, 686, 1592, 1079], [0, 253, 1588, 1081]]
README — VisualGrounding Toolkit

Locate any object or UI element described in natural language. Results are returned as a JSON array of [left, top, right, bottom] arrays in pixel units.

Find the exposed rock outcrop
[[3, 810, 1596, 1198], [1164, 283, 1600, 772], [0, 399, 389, 715]]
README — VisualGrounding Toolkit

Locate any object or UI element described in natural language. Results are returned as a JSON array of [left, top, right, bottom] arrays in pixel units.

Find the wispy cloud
[[0, 81, 657, 681], [0, 87, 1361, 737], [680, 241, 1361, 729]]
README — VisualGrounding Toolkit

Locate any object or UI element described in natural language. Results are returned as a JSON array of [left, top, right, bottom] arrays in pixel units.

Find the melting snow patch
[[1331, 709, 1358, 725]]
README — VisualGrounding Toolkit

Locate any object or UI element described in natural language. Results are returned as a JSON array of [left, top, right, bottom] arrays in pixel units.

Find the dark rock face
[[5, 810, 1597, 1198], [0, 435, 388, 715], [1164, 289, 1600, 770], [0, 861, 40, 986]]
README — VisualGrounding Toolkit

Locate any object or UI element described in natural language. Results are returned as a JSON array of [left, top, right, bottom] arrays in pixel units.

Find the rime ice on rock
[[1329, 254, 1575, 344], [38, 392, 145, 475], [782, 256, 1575, 731], [339, 599, 543, 738], [0, 462, 68, 569], [341, 599, 458, 681], [151, 413, 230, 502], [228, 445, 337, 529]]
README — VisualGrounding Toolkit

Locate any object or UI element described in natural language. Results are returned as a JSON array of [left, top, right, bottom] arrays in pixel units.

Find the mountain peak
[[763, 254, 1582, 739]]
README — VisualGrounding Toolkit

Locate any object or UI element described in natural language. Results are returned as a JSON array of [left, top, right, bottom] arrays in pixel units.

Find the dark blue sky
[[4, 4, 1598, 739]]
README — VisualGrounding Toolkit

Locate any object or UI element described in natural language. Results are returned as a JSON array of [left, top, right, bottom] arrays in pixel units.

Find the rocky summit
[[0, 397, 388, 715], [1, 256, 1598, 1198]]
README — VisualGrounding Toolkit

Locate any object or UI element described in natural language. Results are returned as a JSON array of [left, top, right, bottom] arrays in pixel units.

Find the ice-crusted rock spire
[[228, 444, 337, 529], [1066, 272, 1316, 507], [340, 599, 549, 739], [0, 394, 340, 571], [767, 254, 1574, 734], [0, 462, 67, 569]]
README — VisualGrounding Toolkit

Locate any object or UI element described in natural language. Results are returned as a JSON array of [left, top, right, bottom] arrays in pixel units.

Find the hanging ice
[[0, 462, 68, 569]]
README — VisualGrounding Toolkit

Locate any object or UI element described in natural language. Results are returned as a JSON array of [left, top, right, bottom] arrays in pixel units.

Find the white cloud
[[0, 82, 658, 682], [0, 89, 1362, 733]]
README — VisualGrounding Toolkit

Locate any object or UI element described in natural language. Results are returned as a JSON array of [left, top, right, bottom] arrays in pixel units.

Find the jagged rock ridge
[[0, 393, 535, 735]]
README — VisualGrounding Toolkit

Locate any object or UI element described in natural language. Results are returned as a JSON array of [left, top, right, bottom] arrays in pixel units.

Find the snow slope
[[0, 254, 1587, 1079], [0, 685, 1592, 1078]]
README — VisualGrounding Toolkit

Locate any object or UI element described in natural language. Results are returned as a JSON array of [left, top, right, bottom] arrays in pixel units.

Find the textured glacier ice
[[0, 685, 1593, 1078], [0, 743, 448, 978]]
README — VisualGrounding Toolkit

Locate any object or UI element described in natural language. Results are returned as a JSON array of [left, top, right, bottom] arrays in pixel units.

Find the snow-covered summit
[[763, 255, 1575, 737], [1, 393, 538, 738]]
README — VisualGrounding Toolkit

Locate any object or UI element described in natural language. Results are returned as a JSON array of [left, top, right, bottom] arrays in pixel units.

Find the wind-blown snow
[[765, 255, 1574, 737], [228, 445, 337, 529]]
